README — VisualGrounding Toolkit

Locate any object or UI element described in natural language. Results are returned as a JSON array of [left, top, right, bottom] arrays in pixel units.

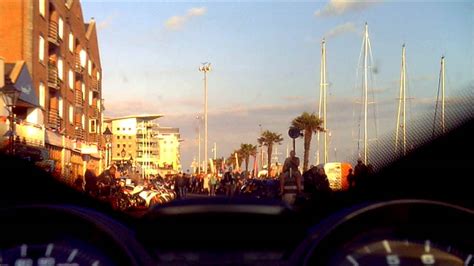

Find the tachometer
[[332, 239, 471, 266]]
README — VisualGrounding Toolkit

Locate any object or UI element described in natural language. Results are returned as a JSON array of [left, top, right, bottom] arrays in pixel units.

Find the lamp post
[[199, 62, 211, 174], [103, 126, 113, 168], [1, 86, 21, 155], [196, 115, 202, 174]]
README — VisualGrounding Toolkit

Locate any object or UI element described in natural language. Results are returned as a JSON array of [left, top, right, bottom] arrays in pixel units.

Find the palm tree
[[291, 112, 324, 172], [226, 149, 242, 170], [239, 143, 257, 173], [257, 130, 284, 175]]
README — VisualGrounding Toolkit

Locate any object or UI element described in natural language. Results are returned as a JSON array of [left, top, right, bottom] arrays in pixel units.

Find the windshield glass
[[0, 0, 472, 212]]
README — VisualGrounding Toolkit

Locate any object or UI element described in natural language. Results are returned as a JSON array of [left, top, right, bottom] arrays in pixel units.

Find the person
[[174, 173, 186, 199], [84, 169, 98, 197], [73, 175, 84, 192], [347, 168, 356, 189], [223, 171, 235, 197], [208, 174, 217, 196], [97, 165, 117, 198], [279, 150, 302, 205], [354, 159, 368, 188]]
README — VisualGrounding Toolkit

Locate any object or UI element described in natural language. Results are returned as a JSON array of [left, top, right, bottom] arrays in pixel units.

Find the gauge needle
[[346, 255, 359, 266], [383, 240, 392, 253], [20, 244, 27, 257], [67, 249, 78, 262], [45, 243, 54, 257]]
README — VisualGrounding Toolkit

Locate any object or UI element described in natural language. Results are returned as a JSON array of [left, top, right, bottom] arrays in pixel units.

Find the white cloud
[[324, 22, 356, 39], [165, 7, 207, 31], [315, 0, 380, 17]]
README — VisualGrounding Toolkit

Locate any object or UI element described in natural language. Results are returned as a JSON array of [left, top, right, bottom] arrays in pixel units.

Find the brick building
[[0, 0, 104, 180]]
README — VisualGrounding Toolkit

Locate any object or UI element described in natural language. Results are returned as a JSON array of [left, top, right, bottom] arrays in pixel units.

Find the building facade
[[157, 127, 182, 172], [0, 0, 103, 180], [104, 115, 182, 176]]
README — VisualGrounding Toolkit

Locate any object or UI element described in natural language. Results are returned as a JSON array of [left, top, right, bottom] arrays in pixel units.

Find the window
[[97, 99, 101, 111], [57, 58, 63, 80], [89, 91, 93, 105], [81, 83, 85, 100], [116, 153, 120, 157], [39, 83, 45, 108], [58, 97, 63, 118], [58, 17, 64, 39], [117, 128, 120, 131], [80, 50, 87, 67], [117, 136, 120, 139], [129, 145, 132, 148], [123, 144, 126, 147], [88, 60, 92, 75], [68, 70, 74, 89], [68, 105, 73, 124], [39, 0, 45, 17], [129, 136, 132, 139], [117, 144, 120, 148], [128, 128, 131, 131], [81, 114, 85, 129], [122, 128, 125, 131], [39, 36, 45, 62], [68, 32, 74, 52], [97, 71, 101, 81]]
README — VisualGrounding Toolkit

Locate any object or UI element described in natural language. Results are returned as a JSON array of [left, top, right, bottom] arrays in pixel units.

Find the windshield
[[0, 0, 473, 212]]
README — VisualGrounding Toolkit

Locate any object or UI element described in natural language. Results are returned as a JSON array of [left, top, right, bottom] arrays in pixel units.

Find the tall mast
[[441, 56, 445, 133], [363, 23, 369, 164], [316, 40, 324, 165], [322, 39, 328, 163], [395, 44, 407, 155]]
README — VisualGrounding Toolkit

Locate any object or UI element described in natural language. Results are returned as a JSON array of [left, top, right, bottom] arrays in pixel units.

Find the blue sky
[[81, 0, 473, 170]]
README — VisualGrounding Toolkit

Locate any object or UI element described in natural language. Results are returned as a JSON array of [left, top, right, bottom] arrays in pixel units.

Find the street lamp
[[103, 126, 113, 168], [199, 62, 211, 173], [1, 86, 21, 155]]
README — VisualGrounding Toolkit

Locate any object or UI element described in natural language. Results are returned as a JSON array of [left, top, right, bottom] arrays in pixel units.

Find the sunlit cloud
[[315, 0, 380, 17], [324, 22, 356, 39], [165, 7, 207, 31]]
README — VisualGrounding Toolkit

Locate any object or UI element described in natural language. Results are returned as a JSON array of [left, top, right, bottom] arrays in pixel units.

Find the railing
[[74, 54, 84, 73], [74, 125, 85, 140], [48, 63, 60, 90], [74, 89, 83, 107], [48, 108, 61, 130], [91, 107, 99, 118], [90, 79, 99, 92], [48, 20, 59, 46]]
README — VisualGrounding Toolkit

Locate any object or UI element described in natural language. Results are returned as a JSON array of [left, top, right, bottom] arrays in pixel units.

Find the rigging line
[[353, 26, 366, 157], [432, 63, 443, 138], [367, 36, 379, 150]]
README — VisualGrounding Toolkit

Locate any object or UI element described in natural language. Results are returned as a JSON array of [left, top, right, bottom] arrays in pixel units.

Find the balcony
[[91, 107, 99, 118], [74, 54, 84, 74], [47, 63, 60, 90], [48, 21, 59, 46], [47, 108, 62, 130], [74, 89, 83, 107], [90, 79, 99, 93], [74, 125, 85, 140]]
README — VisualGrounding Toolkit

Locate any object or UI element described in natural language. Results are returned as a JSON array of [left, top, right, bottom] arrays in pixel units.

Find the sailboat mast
[[441, 56, 445, 133], [322, 39, 328, 163], [395, 44, 407, 155], [363, 23, 369, 164]]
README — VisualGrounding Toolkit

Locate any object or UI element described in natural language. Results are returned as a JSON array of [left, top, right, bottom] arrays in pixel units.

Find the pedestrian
[[208, 174, 217, 196], [73, 175, 84, 192], [84, 169, 98, 197], [347, 168, 356, 189], [279, 150, 302, 206]]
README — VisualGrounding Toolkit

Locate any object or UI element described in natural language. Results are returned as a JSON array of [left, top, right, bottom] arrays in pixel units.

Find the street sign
[[288, 127, 302, 139]]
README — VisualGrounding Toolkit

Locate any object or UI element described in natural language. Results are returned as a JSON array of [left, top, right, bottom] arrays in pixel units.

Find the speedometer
[[332, 239, 471, 266], [292, 200, 474, 266], [1, 242, 112, 266]]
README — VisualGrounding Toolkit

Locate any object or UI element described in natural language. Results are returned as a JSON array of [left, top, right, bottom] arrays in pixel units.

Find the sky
[[80, 0, 474, 171]]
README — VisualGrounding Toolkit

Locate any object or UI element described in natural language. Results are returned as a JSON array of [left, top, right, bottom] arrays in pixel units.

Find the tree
[[226, 150, 242, 170], [291, 112, 324, 172], [239, 143, 257, 173], [257, 130, 284, 175]]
